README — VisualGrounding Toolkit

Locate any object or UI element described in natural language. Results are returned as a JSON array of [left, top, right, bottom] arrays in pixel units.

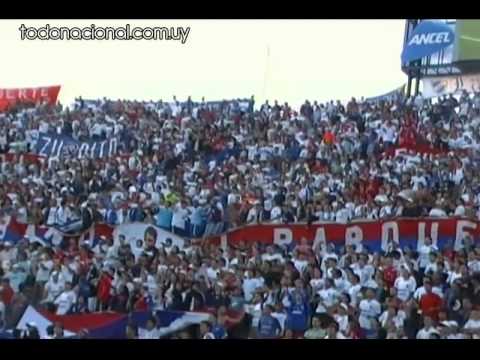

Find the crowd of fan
[[1, 91, 480, 339]]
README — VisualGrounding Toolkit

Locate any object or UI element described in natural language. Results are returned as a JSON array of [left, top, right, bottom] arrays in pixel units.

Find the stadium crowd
[[1, 91, 480, 339]]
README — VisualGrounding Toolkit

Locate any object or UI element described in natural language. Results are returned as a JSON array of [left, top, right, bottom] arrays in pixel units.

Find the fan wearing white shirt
[[261, 246, 284, 264], [54, 282, 77, 315], [139, 317, 160, 339], [309, 268, 325, 294], [463, 310, 480, 339], [394, 268, 417, 302], [270, 205, 282, 223], [334, 303, 350, 333], [418, 237, 438, 271], [171, 201, 190, 235], [242, 270, 265, 302], [316, 278, 339, 313], [292, 253, 308, 274], [358, 289, 381, 331], [379, 305, 406, 329], [347, 273, 362, 308], [325, 321, 347, 339], [416, 316, 439, 339], [413, 278, 444, 301], [332, 269, 349, 293], [43, 271, 66, 304]]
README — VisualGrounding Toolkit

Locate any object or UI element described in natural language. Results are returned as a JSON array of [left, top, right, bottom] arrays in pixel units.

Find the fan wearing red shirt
[[1, 278, 14, 306], [419, 281, 443, 321], [398, 117, 417, 148], [383, 257, 398, 290], [97, 268, 114, 311], [133, 287, 150, 311]]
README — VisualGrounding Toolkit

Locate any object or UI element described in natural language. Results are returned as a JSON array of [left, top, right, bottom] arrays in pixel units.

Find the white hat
[[129, 186, 137, 193]]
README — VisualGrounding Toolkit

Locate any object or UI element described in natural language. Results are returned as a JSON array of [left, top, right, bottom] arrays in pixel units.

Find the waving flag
[[16, 306, 243, 339]]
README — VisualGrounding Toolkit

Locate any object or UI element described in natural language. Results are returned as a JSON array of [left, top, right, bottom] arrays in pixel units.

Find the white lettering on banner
[[220, 234, 227, 251], [99, 141, 106, 158], [409, 32, 451, 46], [273, 228, 293, 246], [78, 143, 89, 159], [417, 222, 439, 250], [90, 142, 97, 158], [6, 89, 16, 100], [345, 226, 363, 249], [40, 87, 48, 98], [312, 227, 326, 252], [31, 88, 37, 98], [455, 220, 477, 251], [18, 88, 28, 100], [38, 137, 51, 157], [57, 141, 64, 157], [0, 89, 4, 99], [50, 139, 59, 157], [381, 222, 399, 250], [108, 138, 117, 157]]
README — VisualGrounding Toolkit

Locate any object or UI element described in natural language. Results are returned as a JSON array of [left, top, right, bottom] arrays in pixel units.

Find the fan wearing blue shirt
[[155, 204, 173, 231], [257, 305, 282, 339], [285, 292, 310, 334]]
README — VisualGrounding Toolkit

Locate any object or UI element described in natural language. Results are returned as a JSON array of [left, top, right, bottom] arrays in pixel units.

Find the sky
[[0, 20, 407, 109]]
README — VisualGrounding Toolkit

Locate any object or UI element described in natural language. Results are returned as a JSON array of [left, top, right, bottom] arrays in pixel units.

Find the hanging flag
[[402, 21, 455, 64]]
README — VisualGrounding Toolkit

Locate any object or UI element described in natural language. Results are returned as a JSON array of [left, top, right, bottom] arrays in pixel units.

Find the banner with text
[[223, 218, 480, 252], [0, 85, 61, 111], [423, 73, 480, 98], [35, 134, 118, 159], [2, 217, 479, 253]]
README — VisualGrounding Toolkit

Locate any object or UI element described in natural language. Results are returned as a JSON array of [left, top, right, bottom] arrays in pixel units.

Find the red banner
[[0, 153, 46, 165], [222, 218, 480, 252], [0, 85, 61, 111]]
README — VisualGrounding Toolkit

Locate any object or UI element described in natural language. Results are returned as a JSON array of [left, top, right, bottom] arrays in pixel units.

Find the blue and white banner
[[35, 135, 118, 159], [402, 21, 455, 64]]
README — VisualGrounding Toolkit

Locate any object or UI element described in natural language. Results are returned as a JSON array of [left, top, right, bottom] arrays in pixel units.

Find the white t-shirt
[[36, 260, 54, 282], [270, 206, 282, 222], [348, 284, 362, 307], [45, 279, 65, 303], [246, 303, 263, 328], [463, 319, 480, 338], [418, 245, 438, 269], [317, 288, 339, 312], [138, 328, 160, 339], [261, 253, 284, 264], [413, 286, 444, 301], [394, 276, 416, 302], [447, 271, 462, 285], [243, 277, 264, 302], [416, 327, 439, 339], [334, 314, 349, 333], [379, 310, 406, 329], [54, 290, 76, 315], [293, 259, 308, 274], [171, 206, 189, 230], [310, 278, 325, 293], [358, 299, 381, 330]]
